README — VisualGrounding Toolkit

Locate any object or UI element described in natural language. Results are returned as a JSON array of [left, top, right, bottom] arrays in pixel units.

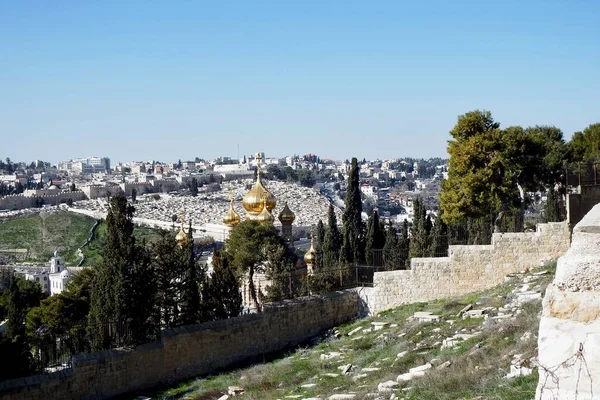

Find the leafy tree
[[70, 182, 76, 192], [224, 220, 285, 311], [365, 211, 385, 266], [203, 250, 242, 320], [190, 178, 199, 197], [297, 169, 316, 187], [341, 157, 365, 265], [2, 276, 33, 379], [180, 223, 203, 325], [440, 110, 503, 223], [567, 123, 600, 161], [87, 193, 157, 350]]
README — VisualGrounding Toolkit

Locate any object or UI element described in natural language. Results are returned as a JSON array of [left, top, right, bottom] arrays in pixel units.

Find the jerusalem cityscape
[[1, 2, 599, 400]]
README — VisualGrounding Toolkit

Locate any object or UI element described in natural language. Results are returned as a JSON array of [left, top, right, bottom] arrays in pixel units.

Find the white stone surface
[[536, 203, 600, 400]]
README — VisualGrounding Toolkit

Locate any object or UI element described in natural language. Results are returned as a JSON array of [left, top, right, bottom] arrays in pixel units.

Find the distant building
[[58, 157, 110, 175], [48, 251, 72, 296], [24, 269, 49, 294]]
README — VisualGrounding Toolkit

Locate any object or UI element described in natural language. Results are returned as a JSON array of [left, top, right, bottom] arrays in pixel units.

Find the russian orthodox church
[[220, 153, 314, 309]]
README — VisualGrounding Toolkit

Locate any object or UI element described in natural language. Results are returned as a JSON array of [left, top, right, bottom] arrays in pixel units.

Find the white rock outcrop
[[536, 204, 600, 400]]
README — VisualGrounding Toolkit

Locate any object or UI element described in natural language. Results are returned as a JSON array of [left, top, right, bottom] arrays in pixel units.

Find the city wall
[[0, 290, 358, 400], [0, 191, 87, 211], [357, 221, 571, 315]]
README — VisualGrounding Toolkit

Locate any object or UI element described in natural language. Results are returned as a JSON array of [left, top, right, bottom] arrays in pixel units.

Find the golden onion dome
[[304, 235, 316, 266], [242, 160, 276, 216], [223, 192, 241, 227], [254, 199, 275, 223], [278, 201, 295, 225], [175, 228, 187, 246]]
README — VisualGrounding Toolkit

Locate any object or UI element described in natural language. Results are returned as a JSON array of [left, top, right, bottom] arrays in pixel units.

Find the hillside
[[0, 211, 163, 266], [138, 264, 555, 400], [0, 211, 96, 264]]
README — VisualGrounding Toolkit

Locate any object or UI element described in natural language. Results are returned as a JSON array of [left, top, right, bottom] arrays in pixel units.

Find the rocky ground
[[71, 180, 342, 229], [134, 264, 555, 400]]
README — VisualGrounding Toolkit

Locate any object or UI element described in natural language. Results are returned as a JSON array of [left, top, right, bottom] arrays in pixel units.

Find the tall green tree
[[203, 251, 242, 320], [544, 186, 560, 223], [180, 222, 203, 325], [383, 223, 404, 270], [190, 178, 199, 197], [430, 216, 449, 257], [88, 193, 157, 350], [314, 220, 326, 273], [567, 123, 600, 161], [409, 198, 431, 259], [323, 204, 341, 268], [224, 220, 286, 311], [264, 242, 296, 302], [341, 157, 365, 265], [151, 231, 186, 328], [399, 220, 410, 269], [365, 211, 385, 266]]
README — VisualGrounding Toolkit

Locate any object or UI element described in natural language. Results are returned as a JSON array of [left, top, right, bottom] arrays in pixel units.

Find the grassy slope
[[139, 264, 555, 400], [81, 222, 162, 266], [0, 211, 163, 266], [0, 211, 95, 264]]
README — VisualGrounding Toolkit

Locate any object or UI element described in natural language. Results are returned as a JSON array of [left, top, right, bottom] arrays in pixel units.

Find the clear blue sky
[[1, 1, 599, 164]]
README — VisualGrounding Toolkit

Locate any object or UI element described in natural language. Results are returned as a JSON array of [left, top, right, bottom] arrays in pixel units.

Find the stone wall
[[566, 185, 600, 228], [0, 191, 87, 211], [0, 290, 358, 400], [536, 205, 600, 400], [357, 221, 571, 316]]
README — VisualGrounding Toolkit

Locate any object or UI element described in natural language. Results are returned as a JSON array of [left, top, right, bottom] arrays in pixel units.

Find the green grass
[[0, 211, 163, 266], [133, 264, 554, 400], [81, 221, 163, 266], [0, 211, 96, 264]]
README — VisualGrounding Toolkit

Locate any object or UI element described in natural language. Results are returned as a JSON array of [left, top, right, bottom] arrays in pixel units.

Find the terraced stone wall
[[0, 290, 358, 400], [358, 221, 570, 315]]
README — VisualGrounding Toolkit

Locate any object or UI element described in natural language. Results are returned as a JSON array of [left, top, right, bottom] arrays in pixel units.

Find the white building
[[48, 251, 72, 296], [24, 270, 49, 294]]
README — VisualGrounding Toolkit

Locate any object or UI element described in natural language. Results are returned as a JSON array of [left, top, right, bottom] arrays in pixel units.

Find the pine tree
[[341, 157, 365, 265], [203, 251, 242, 320], [180, 222, 202, 325], [264, 243, 296, 301], [88, 193, 157, 350]]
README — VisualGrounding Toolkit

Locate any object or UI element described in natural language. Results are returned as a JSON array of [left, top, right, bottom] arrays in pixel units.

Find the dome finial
[[304, 227, 316, 268], [175, 208, 188, 245], [224, 189, 241, 227]]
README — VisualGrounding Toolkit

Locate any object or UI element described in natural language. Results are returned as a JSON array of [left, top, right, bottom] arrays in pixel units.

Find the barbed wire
[[537, 342, 594, 400]]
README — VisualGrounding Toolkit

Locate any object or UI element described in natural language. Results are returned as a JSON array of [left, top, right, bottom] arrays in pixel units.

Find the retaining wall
[[0, 290, 358, 400], [358, 221, 571, 315]]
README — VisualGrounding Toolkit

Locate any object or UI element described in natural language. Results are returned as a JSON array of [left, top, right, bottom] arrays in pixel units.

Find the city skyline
[[2, 1, 599, 163]]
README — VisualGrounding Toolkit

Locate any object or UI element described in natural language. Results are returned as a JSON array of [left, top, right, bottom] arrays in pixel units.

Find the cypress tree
[[203, 251, 242, 320], [383, 223, 400, 270], [88, 193, 157, 350], [366, 211, 386, 266], [324, 204, 341, 268], [544, 186, 560, 222], [6, 275, 26, 340], [399, 219, 410, 269], [430, 216, 449, 257], [409, 197, 430, 259], [180, 222, 202, 325], [341, 157, 365, 265]]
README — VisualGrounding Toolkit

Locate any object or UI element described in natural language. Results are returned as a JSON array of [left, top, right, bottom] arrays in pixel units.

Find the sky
[[1, 1, 599, 164]]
